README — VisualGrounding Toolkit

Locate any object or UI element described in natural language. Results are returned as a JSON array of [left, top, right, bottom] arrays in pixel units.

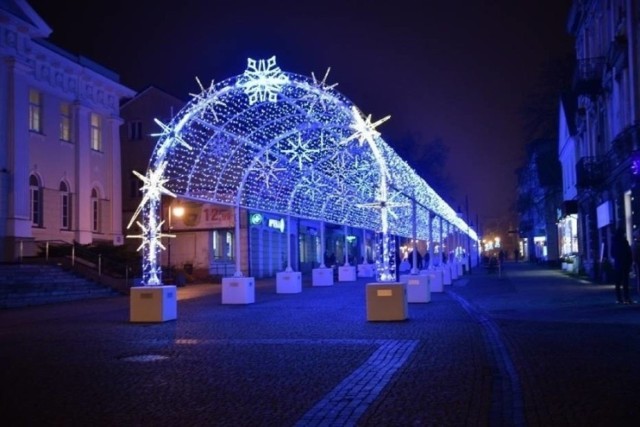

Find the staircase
[[0, 264, 121, 309]]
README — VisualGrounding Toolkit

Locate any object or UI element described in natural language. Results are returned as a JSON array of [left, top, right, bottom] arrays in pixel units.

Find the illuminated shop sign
[[268, 218, 285, 232], [249, 213, 263, 225]]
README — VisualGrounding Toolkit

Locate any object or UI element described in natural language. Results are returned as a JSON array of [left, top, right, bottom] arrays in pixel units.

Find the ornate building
[[0, 0, 134, 261]]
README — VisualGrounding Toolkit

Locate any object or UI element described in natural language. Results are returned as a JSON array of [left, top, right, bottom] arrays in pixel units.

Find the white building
[[0, 0, 135, 261]]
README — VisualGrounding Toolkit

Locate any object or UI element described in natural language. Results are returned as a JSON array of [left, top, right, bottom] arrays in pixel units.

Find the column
[[107, 115, 124, 244], [74, 102, 92, 244], [3, 58, 32, 243]]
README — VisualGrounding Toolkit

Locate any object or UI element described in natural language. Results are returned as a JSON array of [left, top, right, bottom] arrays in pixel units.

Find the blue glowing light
[[129, 56, 476, 285]]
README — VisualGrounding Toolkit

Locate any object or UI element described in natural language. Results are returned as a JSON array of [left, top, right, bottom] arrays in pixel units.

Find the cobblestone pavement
[[1, 262, 639, 426]]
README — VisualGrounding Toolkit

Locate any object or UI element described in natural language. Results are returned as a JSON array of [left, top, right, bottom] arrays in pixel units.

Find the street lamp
[[167, 201, 185, 282]]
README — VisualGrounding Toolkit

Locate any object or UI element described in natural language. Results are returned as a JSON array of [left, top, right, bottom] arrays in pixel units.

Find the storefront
[[558, 214, 579, 258], [248, 211, 290, 278], [163, 200, 237, 279]]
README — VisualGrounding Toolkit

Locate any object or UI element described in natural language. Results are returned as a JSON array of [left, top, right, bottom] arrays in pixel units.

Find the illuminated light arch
[[130, 56, 477, 285]]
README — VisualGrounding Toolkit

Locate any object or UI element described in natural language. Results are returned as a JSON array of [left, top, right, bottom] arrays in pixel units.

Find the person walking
[[612, 227, 634, 304]]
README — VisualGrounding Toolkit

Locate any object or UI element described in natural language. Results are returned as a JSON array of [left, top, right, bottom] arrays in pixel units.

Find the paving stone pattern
[[2, 262, 640, 426]]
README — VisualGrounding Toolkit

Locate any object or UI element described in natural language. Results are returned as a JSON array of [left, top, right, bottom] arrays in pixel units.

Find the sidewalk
[[1, 262, 639, 426], [454, 261, 640, 324]]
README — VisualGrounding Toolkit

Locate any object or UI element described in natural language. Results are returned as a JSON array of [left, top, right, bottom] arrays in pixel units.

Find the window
[[60, 181, 70, 230], [212, 230, 233, 260], [30, 174, 42, 227], [29, 89, 43, 133], [90, 113, 102, 151], [91, 188, 100, 232], [128, 120, 143, 140], [60, 102, 72, 142]]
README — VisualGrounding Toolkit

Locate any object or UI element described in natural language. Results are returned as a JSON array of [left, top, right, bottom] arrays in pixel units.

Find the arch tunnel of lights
[[128, 56, 478, 286]]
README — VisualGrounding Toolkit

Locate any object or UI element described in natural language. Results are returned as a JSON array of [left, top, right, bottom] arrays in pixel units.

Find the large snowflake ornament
[[282, 133, 319, 170], [189, 76, 227, 121], [240, 56, 289, 105]]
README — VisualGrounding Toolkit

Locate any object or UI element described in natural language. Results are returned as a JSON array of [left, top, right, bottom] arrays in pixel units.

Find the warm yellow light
[[172, 205, 185, 218]]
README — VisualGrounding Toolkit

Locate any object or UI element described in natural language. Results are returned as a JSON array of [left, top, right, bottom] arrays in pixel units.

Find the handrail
[[15, 239, 139, 295]]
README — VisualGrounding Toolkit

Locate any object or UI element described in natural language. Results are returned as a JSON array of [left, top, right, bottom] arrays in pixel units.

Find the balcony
[[606, 123, 640, 171], [572, 57, 605, 96], [576, 156, 604, 189]]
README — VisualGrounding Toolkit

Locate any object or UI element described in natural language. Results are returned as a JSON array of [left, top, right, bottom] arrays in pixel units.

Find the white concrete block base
[[276, 271, 302, 293], [222, 277, 255, 304], [130, 285, 177, 323], [366, 282, 408, 321], [399, 274, 431, 303], [312, 268, 334, 286], [442, 265, 452, 285], [338, 265, 357, 282], [357, 263, 375, 278], [421, 269, 443, 292], [450, 263, 459, 280]]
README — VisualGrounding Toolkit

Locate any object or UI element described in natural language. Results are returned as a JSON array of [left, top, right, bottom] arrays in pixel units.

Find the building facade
[[516, 138, 562, 264], [563, 0, 640, 280], [0, 0, 135, 261]]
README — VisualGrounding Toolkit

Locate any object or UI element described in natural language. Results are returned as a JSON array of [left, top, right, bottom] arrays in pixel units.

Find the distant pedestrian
[[514, 248, 520, 262], [612, 227, 634, 304], [498, 250, 505, 265]]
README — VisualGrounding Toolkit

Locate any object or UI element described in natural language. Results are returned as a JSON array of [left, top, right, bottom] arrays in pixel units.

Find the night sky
[[28, 0, 574, 239]]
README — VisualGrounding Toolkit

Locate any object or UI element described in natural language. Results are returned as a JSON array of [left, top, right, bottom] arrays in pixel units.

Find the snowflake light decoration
[[253, 150, 285, 188], [136, 55, 478, 287], [281, 133, 319, 170], [298, 167, 327, 201], [239, 56, 289, 104]]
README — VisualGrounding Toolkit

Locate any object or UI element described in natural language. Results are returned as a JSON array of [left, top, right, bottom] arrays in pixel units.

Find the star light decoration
[[344, 107, 391, 148], [306, 67, 339, 112], [131, 56, 479, 287], [239, 56, 289, 105], [126, 161, 178, 286], [150, 118, 192, 161], [358, 187, 411, 281], [189, 76, 227, 121]]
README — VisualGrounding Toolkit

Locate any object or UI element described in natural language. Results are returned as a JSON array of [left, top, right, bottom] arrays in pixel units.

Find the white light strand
[[130, 56, 477, 285]]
